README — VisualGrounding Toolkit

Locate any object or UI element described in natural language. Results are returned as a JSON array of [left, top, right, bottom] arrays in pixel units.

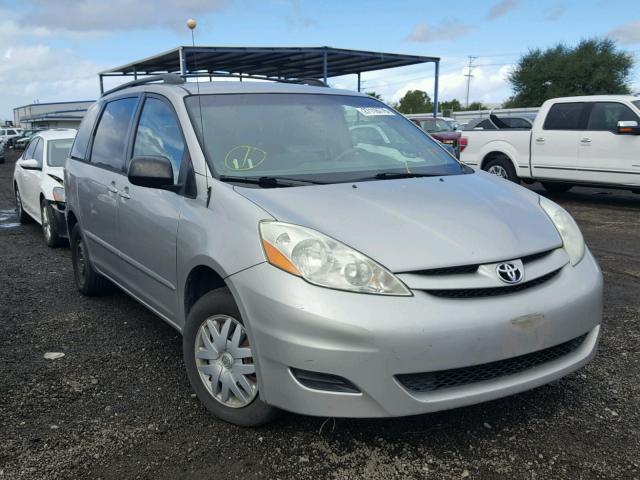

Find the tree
[[365, 91, 382, 100], [465, 101, 487, 111], [505, 38, 633, 108], [439, 99, 462, 114], [396, 90, 433, 114]]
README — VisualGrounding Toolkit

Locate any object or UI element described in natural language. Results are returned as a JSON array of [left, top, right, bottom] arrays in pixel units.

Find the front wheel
[[183, 288, 279, 427], [41, 200, 64, 248], [484, 156, 519, 183]]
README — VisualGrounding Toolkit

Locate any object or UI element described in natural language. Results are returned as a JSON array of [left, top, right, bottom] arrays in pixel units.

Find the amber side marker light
[[262, 240, 301, 276]]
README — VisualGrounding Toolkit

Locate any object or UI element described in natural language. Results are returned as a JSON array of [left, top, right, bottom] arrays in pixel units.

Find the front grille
[[411, 264, 479, 276], [423, 268, 560, 298], [405, 249, 555, 277], [396, 333, 587, 393], [522, 249, 554, 264]]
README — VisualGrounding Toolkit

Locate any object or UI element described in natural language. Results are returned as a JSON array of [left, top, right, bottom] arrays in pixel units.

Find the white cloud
[[16, 0, 230, 33], [486, 0, 520, 20], [405, 20, 471, 43], [0, 41, 103, 120], [608, 21, 640, 45]]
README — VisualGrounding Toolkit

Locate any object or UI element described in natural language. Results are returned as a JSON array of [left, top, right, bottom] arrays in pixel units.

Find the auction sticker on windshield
[[356, 107, 395, 116]]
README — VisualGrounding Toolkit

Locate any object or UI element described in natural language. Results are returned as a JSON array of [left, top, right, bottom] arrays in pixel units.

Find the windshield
[[47, 138, 74, 167], [633, 100, 640, 111], [186, 94, 464, 184], [419, 118, 453, 133]]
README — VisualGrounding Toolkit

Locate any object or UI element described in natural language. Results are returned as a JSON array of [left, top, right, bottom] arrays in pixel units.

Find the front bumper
[[49, 201, 68, 239], [227, 250, 603, 418]]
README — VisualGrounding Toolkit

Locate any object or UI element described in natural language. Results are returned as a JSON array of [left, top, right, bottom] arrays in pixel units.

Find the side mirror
[[128, 156, 175, 189], [18, 158, 41, 170], [617, 120, 640, 135]]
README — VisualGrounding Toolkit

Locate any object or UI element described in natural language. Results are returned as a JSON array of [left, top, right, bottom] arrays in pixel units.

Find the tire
[[70, 224, 111, 296], [183, 288, 279, 427], [484, 155, 519, 183], [542, 182, 573, 194], [41, 200, 64, 248], [14, 186, 31, 223]]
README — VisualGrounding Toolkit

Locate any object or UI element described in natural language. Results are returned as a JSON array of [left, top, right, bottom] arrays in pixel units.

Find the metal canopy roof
[[99, 46, 441, 115]]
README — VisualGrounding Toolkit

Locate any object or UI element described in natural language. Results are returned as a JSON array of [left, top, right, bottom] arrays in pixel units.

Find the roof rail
[[102, 72, 329, 97], [182, 73, 329, 87], [101, 73, 185, 97]]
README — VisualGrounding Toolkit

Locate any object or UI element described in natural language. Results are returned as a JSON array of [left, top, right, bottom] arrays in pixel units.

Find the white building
[[13, 100, 95, 129]]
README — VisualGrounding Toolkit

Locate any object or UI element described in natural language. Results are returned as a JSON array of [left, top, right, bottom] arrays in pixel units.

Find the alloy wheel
[[194, 315, 257, 408], [487, 165, 508, 179], [42, 205, 52, 241], [15, 190, 22, 215]]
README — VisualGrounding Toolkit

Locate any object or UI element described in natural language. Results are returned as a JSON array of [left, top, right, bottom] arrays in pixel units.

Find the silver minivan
[[65, 76, 603, 426]]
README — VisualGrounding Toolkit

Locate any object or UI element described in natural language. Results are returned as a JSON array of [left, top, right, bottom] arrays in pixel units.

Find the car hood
[[235, 171, 563, 272]]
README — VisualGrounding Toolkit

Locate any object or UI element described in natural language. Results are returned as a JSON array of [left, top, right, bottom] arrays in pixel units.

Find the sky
[[0, 0, 639, 120]]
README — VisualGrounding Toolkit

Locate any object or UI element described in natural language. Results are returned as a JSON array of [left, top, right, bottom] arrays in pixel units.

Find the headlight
[[52, 187, 65, 203], [539, 196, 585, 266], [259, 221, 412, 296]]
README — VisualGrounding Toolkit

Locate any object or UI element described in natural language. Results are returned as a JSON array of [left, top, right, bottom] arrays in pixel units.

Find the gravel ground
[[1, 149, 639, 480]]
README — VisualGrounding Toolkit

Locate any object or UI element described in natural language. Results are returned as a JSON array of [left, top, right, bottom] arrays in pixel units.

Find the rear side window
[[587, 102, 639, 132], [132, 97, 185, 182], [90, 97, 138, 171], [543, 103, 586, 130], [71, 102, 101, 160]]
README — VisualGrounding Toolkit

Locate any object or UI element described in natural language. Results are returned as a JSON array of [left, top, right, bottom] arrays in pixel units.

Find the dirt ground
[[1, 149, 639, 479]]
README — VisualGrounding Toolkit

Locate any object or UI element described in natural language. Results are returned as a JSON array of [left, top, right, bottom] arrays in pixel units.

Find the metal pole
[[465, 56, 477, 109], [179, 47, 186, 76], [99, 74, 104, 94], [357, 72, 361, 92], [133, 67, 137, 80], [323, 49, 328, 84], [433, 60, 439, 118]]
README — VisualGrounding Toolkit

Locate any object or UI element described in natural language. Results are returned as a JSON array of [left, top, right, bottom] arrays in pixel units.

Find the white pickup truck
[[460, 95, 640, 193]]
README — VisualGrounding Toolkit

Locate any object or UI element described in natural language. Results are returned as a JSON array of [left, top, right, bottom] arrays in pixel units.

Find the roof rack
[[101, 72, 329, 97], [101, 73, 185, 97]]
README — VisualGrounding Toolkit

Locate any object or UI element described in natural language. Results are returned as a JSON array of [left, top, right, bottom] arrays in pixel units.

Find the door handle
[[580, 137, 592, 144], [107, 181, 118, 194], [535, 137, 545, 143], [119, 186, 130, 199]]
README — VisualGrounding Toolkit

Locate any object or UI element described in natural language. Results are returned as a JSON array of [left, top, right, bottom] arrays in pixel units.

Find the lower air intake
[[396, 333, 587, 393], [291, 368, 360, 393]]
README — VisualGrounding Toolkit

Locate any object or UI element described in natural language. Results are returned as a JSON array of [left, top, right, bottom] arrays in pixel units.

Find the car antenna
[[187, 18, 212, 207]]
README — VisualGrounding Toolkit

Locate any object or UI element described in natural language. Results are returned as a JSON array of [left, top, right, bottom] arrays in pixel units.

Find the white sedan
[[13, 129, 76, 247]]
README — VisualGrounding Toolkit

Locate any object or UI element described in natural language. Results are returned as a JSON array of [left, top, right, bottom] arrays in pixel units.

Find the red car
[[408, 116, 466, 158]]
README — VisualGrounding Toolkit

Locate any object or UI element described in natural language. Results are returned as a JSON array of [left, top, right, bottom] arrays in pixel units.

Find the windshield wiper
[[218, 175, 325, 187], [373, 172, 439, 180]]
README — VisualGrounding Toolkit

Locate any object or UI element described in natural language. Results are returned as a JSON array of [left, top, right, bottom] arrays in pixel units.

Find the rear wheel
[[14, 187, 31, 223], [184, 288, 279, 427], [70, 224, 111, 296], [484, 155, 519, 183], [41, 200, 63, 248], [542, 182, 573, 194]]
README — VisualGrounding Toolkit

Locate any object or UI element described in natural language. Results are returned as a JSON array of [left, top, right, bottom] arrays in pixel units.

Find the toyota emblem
[[496, 263, 523, 284]]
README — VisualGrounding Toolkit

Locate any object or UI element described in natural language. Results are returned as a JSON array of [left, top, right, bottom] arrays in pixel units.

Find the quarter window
[[33, 138, 44, 166], [90, 97, 138, 170], [587, 102, 639, 132], [132, 97, 185, 182], [23, 138, 39, 159], [71, 102, 101, 160], [543, 103, 586, 130]]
